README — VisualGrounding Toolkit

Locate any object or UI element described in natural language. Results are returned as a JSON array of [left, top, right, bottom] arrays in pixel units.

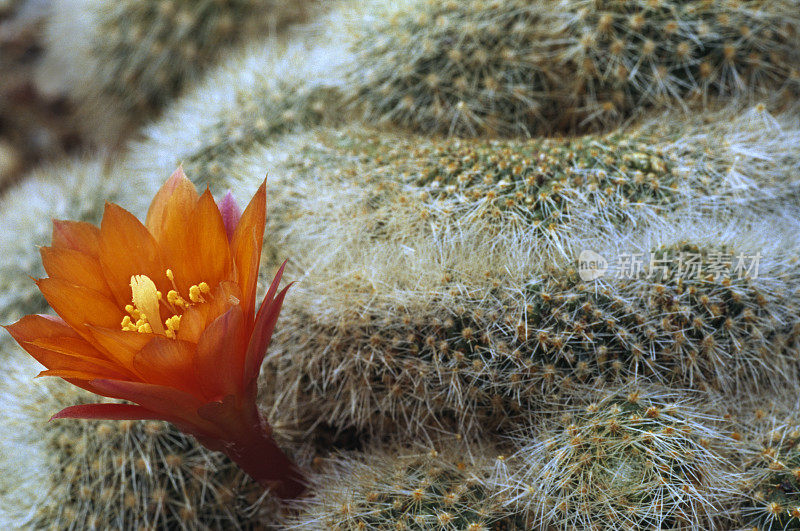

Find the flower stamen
[[121, 270, 210, 338], [130, 275, 164, 334]]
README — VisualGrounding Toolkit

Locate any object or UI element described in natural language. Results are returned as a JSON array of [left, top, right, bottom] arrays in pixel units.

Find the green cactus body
[[0, 366, 276, 530], [288, 443, 528, 530], [746, 427, 800, 529], [510, 388, 742, 529]]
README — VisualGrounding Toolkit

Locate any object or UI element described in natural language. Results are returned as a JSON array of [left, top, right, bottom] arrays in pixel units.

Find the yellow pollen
[[198, 282, 210, 294], [189, 285, 203, 303], [165, 315, 181, 340], [166, 290, 187, 309], [166, 269, 175, 282], [130, 275, 164, 334], [121, 315, 137, 332]]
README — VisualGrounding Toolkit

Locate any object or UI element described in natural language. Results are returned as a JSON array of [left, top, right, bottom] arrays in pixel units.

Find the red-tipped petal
[[89, 379, 210, 429], [244, 263, 292, 390], [51, 403, 162, 421], [218, 191, 242, 242], [51, 220, 101, 256], [232, 179, 266, 320]]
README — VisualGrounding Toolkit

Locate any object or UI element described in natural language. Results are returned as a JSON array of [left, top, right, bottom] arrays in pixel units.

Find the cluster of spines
[[506, 387, 742, 529], [2, 375, 273, 530], [286, 441, 527, 530], [347, 0, 800, 135], [566, 0, 800, 122], [347, 0, 566, 136], [89, 0, 311, 127], [743, 425, 800, 529]]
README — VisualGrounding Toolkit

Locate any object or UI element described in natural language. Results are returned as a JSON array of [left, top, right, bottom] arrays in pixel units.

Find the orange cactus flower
[[5, 168, 304, 499]]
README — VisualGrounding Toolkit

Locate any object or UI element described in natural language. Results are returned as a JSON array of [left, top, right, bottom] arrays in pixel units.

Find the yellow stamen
[[166, 269, 175, 282], [130, 275, 164, 334], [166, 290, 187, 309], [188, 285, 203, 303], [198, 282, 210, 294], [121, 315, 137, 332], [165, 315, 181, 332]]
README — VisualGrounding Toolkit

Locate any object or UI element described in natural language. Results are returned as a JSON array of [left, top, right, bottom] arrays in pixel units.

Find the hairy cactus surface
[[346, 0, 567, 136], [347, 0, 800, 135], [287, 440, 527, 530], [0, 357, 281, 530], [742, 422, 800, 531], [563, 0, 800, 122], [506, 386, 742, 529]]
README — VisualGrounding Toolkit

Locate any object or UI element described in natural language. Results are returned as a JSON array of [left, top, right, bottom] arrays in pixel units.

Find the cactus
[[38, 0, 315, 144], [507, 386, 742, 529], [286, 439, 528, 530], [0, 357, 283, 530], [346, 0, 567, 136], [742, 424, 800, 529], [346, 0, 800, 135], [222, 124, 798, 435], [563, 0, 800, 123]]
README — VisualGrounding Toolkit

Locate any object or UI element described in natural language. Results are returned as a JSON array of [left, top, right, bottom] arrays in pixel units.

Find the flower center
[[120, 269, 210, 339]]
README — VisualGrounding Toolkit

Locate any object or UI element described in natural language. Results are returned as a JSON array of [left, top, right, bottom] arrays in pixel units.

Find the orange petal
[[19, 339, 131, 379], [196, 306, 247, 399], [133, 337, 201, 396], [89, 379, 211, 431], [161, 189, 233, 296], [5, 314, 81, 343], [177, 281, 241, 344], [99, 203, 167, 307], [29, 335, 113, 362], [52, 219, 101, 257], [86, 326, 153, 374], [145, 167, 200, 242], [40, 246, 110, 295], [36, 278, 124, 344], [232, 179, 266, 321]]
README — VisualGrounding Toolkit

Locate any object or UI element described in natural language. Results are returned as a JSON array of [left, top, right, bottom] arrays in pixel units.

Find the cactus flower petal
[[4, 168, 304, 499]]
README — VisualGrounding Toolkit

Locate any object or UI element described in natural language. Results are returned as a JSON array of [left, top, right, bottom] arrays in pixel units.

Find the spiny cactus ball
[[745, 425, 800, 529], [328, 129, 684, 233], [564, 0, 800, 121], [517, 241, 800, 392], [509, 387, 741, 529], [347, 0, 567, 136], [0, 359, 278, 530], [79, 0, 313, 136], [287, 441, 528, 530]]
